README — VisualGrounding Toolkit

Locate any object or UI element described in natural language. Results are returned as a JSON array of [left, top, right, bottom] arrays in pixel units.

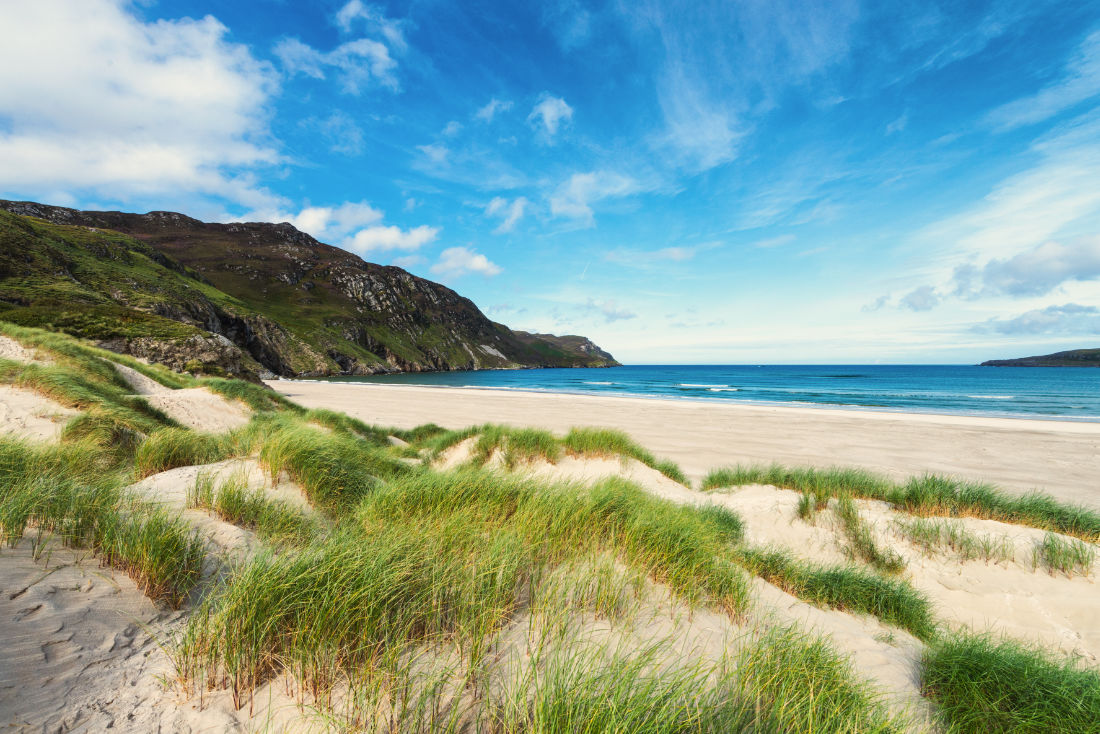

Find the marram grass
[[735, 546, 937, 641], [834, 493, 906, 574], [922, 632, 1100, 733], [409, 423, 691, 485], [894, 516, 1015, 563], [1032, 531, 1096, 577], [705, 463, 1100, 541], [188, 471, 319, 547], [0, 436, 204, 607]]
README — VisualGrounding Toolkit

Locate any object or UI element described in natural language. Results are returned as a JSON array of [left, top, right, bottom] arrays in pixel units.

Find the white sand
[[143, 388, 251, 432], [112, 361, 172, 396], [273, 381, 1100, 508], [0, 538, 312, 732], [0, 335, 49, 365], [0, 385, 80, 441], [111, 361, 252, 432]]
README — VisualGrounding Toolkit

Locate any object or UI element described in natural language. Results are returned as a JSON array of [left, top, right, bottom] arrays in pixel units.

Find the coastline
[[267, 380, 1100, 509]]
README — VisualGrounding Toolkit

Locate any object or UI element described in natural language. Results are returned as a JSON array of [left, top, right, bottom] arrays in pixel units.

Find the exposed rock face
[[124, 334, 257, 381], [0, 201, 620, 379]]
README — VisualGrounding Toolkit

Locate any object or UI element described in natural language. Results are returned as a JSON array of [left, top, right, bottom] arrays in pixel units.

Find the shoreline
[[268, 380, 1100, 509], [296, 378, 1100, 428]]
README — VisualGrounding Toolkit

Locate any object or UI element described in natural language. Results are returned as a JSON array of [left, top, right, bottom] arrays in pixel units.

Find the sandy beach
[[270, 381, 1100, 509]]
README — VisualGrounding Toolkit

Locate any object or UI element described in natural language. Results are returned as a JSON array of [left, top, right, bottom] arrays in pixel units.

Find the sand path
[[273, 381, 1100, 508]]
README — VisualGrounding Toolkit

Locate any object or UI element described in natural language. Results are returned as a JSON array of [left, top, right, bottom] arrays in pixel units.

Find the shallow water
[[324, 364, 1100, 421]]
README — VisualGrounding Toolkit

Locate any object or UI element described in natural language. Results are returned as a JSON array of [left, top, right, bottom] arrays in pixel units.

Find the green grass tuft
[[834, 494, 906, 574], [706, 463, 1100, 542], [895, 517, 1015, 563], [922, 632, 1100, 733], [1033, 532, 1096, 577], [135, 427, 241, 477], [188, 471, 319, 547], [735, 546, 937, 640]]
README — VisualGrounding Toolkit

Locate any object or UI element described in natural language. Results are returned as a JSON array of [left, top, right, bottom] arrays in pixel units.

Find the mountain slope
[[980, 349, 1100, 367], [0, 201, 618, 378]]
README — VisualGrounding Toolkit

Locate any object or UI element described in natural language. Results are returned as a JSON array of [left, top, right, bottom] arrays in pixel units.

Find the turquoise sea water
[[323, 365, 1100, 421]]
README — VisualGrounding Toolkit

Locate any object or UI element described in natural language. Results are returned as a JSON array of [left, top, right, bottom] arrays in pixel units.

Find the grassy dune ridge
[[3, 323, 1100, 731]]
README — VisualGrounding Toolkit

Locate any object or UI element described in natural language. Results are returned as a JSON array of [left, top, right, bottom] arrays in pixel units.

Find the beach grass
[[187, 471, 319, 547], [735, 546, 937, 640], [1033, 532, 1096, 577], [0, 436, 204, 606], [895, 516, 1016, 563], [834, 494, 906, 574], [134, 427, 242, 477], [705, 463, 1100, 541], [922, 632, 1100, 733], [561, 426, 689, 484], [257, 419, 411, 507]]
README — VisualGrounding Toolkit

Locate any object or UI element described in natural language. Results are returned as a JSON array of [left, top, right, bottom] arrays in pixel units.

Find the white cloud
[[0, 0, 279, 207], [442, 120, 463, 137], [309, 111, 365, 155], [954, 236, 1100, 297], [347, 224, 439, 254], [275, 36, 397, 93], [977, 304, 1100, 335], [899, 285, 940, 311], [280, 201, 383, 242], [476, 98, 513, 122], [431, 246, 502, 277], [583, 298, 637, 323], [334, 0, 406, 50], [917, 112, 1100, 264], [528, 94, 573, 137], [485, 196, 527, 233], [417, 143, 449, 164], [986, 30, 1100, 131], [549, 171, 638, 226]]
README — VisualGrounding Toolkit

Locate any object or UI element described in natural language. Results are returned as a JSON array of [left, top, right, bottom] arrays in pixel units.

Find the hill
[[980, 348, 1100, 367], [0, 200, 618, 379]]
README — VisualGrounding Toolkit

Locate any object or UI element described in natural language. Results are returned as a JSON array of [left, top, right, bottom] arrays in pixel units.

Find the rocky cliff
[[0, 201, 618, 379]]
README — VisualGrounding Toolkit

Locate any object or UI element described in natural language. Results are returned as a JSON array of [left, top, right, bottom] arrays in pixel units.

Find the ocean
[[323, 364, 1100, 421]]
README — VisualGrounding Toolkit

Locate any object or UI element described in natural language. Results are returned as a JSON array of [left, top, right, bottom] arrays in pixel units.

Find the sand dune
[[0, 384, 80, 441], [273, 381, 1100, 509]]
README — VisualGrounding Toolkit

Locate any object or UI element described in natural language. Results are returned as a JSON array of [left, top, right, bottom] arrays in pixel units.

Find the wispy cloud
[[475, 98, 513, 122], [335, 0, 406, 50], [528, 93, 573, 138], [485, 196, 528, 233], [549, 170, 637, 226], [307, 112, 366, 155], [751, 234, 795, 249], [275, 36, 398, 93], [431, 246, 502, 277], [582, 298, 636, 323], [916, 111, 1100, 264], [986, 30, 1100, 131]]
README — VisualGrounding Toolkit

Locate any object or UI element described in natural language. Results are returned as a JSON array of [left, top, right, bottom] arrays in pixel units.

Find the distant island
[[981, 348, 1100, 367]]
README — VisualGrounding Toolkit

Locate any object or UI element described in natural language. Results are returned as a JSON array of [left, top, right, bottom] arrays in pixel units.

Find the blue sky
[[2, 0, 1100, 364]]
